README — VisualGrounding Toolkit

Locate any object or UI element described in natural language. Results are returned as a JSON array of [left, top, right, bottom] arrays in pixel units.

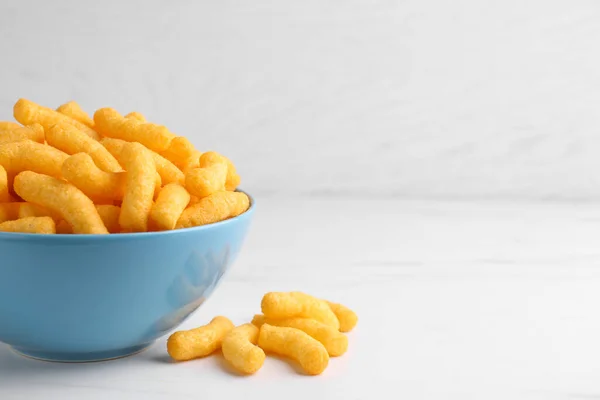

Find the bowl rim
[[0, 189, 256, 242]]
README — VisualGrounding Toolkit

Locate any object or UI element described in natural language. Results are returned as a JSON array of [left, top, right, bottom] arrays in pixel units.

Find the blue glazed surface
[[0, 192, 255, 362]]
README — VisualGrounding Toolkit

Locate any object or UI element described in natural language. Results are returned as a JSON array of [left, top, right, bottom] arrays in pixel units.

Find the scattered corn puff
[[56, 220, 73, 234], [14, 98, 99, 141], [47, 122, 121, 172], [0, 122, 21, 130], [0, 123, 45, 145], [95, 205, 121, 233], [0, 216, 55, 234], [251, 315, 347, 357], [325, 301, 358, 332], [0, 203, 21, 223], [200, 151, 240, 191], [93, 108, 174, 153], [101, 137, 183, 185], [167, 316, 234, 361], [261, 292, 340, 330], [222, 323, 265, 375], [149, 183, 190, 231], [0, 165, 8, 202], [175, 191, 249, 229], [56, 101, 94, 128], [62, 153, 125, 201], [258, 324, 329, 375], [118, 142, 156, 232], [125, 111, 146, 122], [13, 171, 108, 234], [185, 163, 227, 198], [0, 140, 68, 183]]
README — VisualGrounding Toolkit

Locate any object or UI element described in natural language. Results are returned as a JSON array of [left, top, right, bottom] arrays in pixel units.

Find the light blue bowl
[[0, 191, 255, 362]]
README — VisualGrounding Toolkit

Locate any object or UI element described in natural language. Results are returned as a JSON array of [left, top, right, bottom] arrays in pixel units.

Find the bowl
[[0, 191, 255, 362]]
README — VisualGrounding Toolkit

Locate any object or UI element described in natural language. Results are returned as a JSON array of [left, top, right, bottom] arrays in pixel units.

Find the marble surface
[[2, 1, 600, 199], [2, 198, 600, 399]]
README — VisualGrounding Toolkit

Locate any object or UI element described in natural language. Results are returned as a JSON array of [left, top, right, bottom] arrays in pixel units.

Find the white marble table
[[2, 198, 600, 399]]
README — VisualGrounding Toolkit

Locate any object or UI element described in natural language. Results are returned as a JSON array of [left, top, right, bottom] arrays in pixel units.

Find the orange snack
[[185, 163, 227, 198], [0, 140, 68, 183], [175, 191, 249, 228], [149, 184, 190, 230], [13, 171, 108, 234], [14, 98, 99, 140], [258, 324, 329, 375], [0, 123, 45, 145], [118, 142, 156, 232], [251, 315, 347, 357], [93, 107, 174, 153], [101, 137, 183, 185], [125, 111, 146, 122], [47, 122, 121, 172], [62, 153, 125, 201], [167, 316, 234, 361], [325, 301, 358, 332], [200, 151, 240, 191], [0, 165, 8, 202], [95, 205, 121, 233], [261, 292, 340, 330], [56, 101, 94, 128], [0, 122, 21, 130], [222, 323, 265, 374], [0, 216, 55, 234]]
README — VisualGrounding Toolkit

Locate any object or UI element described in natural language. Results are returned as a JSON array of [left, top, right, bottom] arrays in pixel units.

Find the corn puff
[[125, 111, 146, 122], [96, 205, 121, 233], [175, 191, 249, 229], [56, 101, 94, 128], [13, 171, 108, 234], [0, 165, 8, 202], [222, 323, 265, 374], [0, 203, 21, 223], [101, 137, 183, 185], [160, 136, 198, 170], [200, 151, 240, 191], [0, 123, 45, 145], [93, 108, 174, 153], [149, 184, 190, 231], [14, 98, 99, 141], [0, 122, 21, 130], [188, 195, 200, 205], [258, 324, 329, 375], [251, 315, 347, 357], [0, 216, 55, 234], [62, 153, 125, 201], [118, 142, 156, 232], [0, 140, 69, 183], [185, 163, 227, 198], [18, 202, 61, 222], [167, 316, 234, 361], [47, 122, 121, 172], [261, 292, 340, 331], [325, 301, 358, 332], [181, 151, 202, 174]]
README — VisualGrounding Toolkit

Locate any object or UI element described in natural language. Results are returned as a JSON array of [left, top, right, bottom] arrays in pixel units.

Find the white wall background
[[1, 0, 600, 200]]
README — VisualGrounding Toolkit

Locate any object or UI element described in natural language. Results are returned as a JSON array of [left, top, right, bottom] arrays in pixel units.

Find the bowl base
[[10, 342, 153, 363]]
